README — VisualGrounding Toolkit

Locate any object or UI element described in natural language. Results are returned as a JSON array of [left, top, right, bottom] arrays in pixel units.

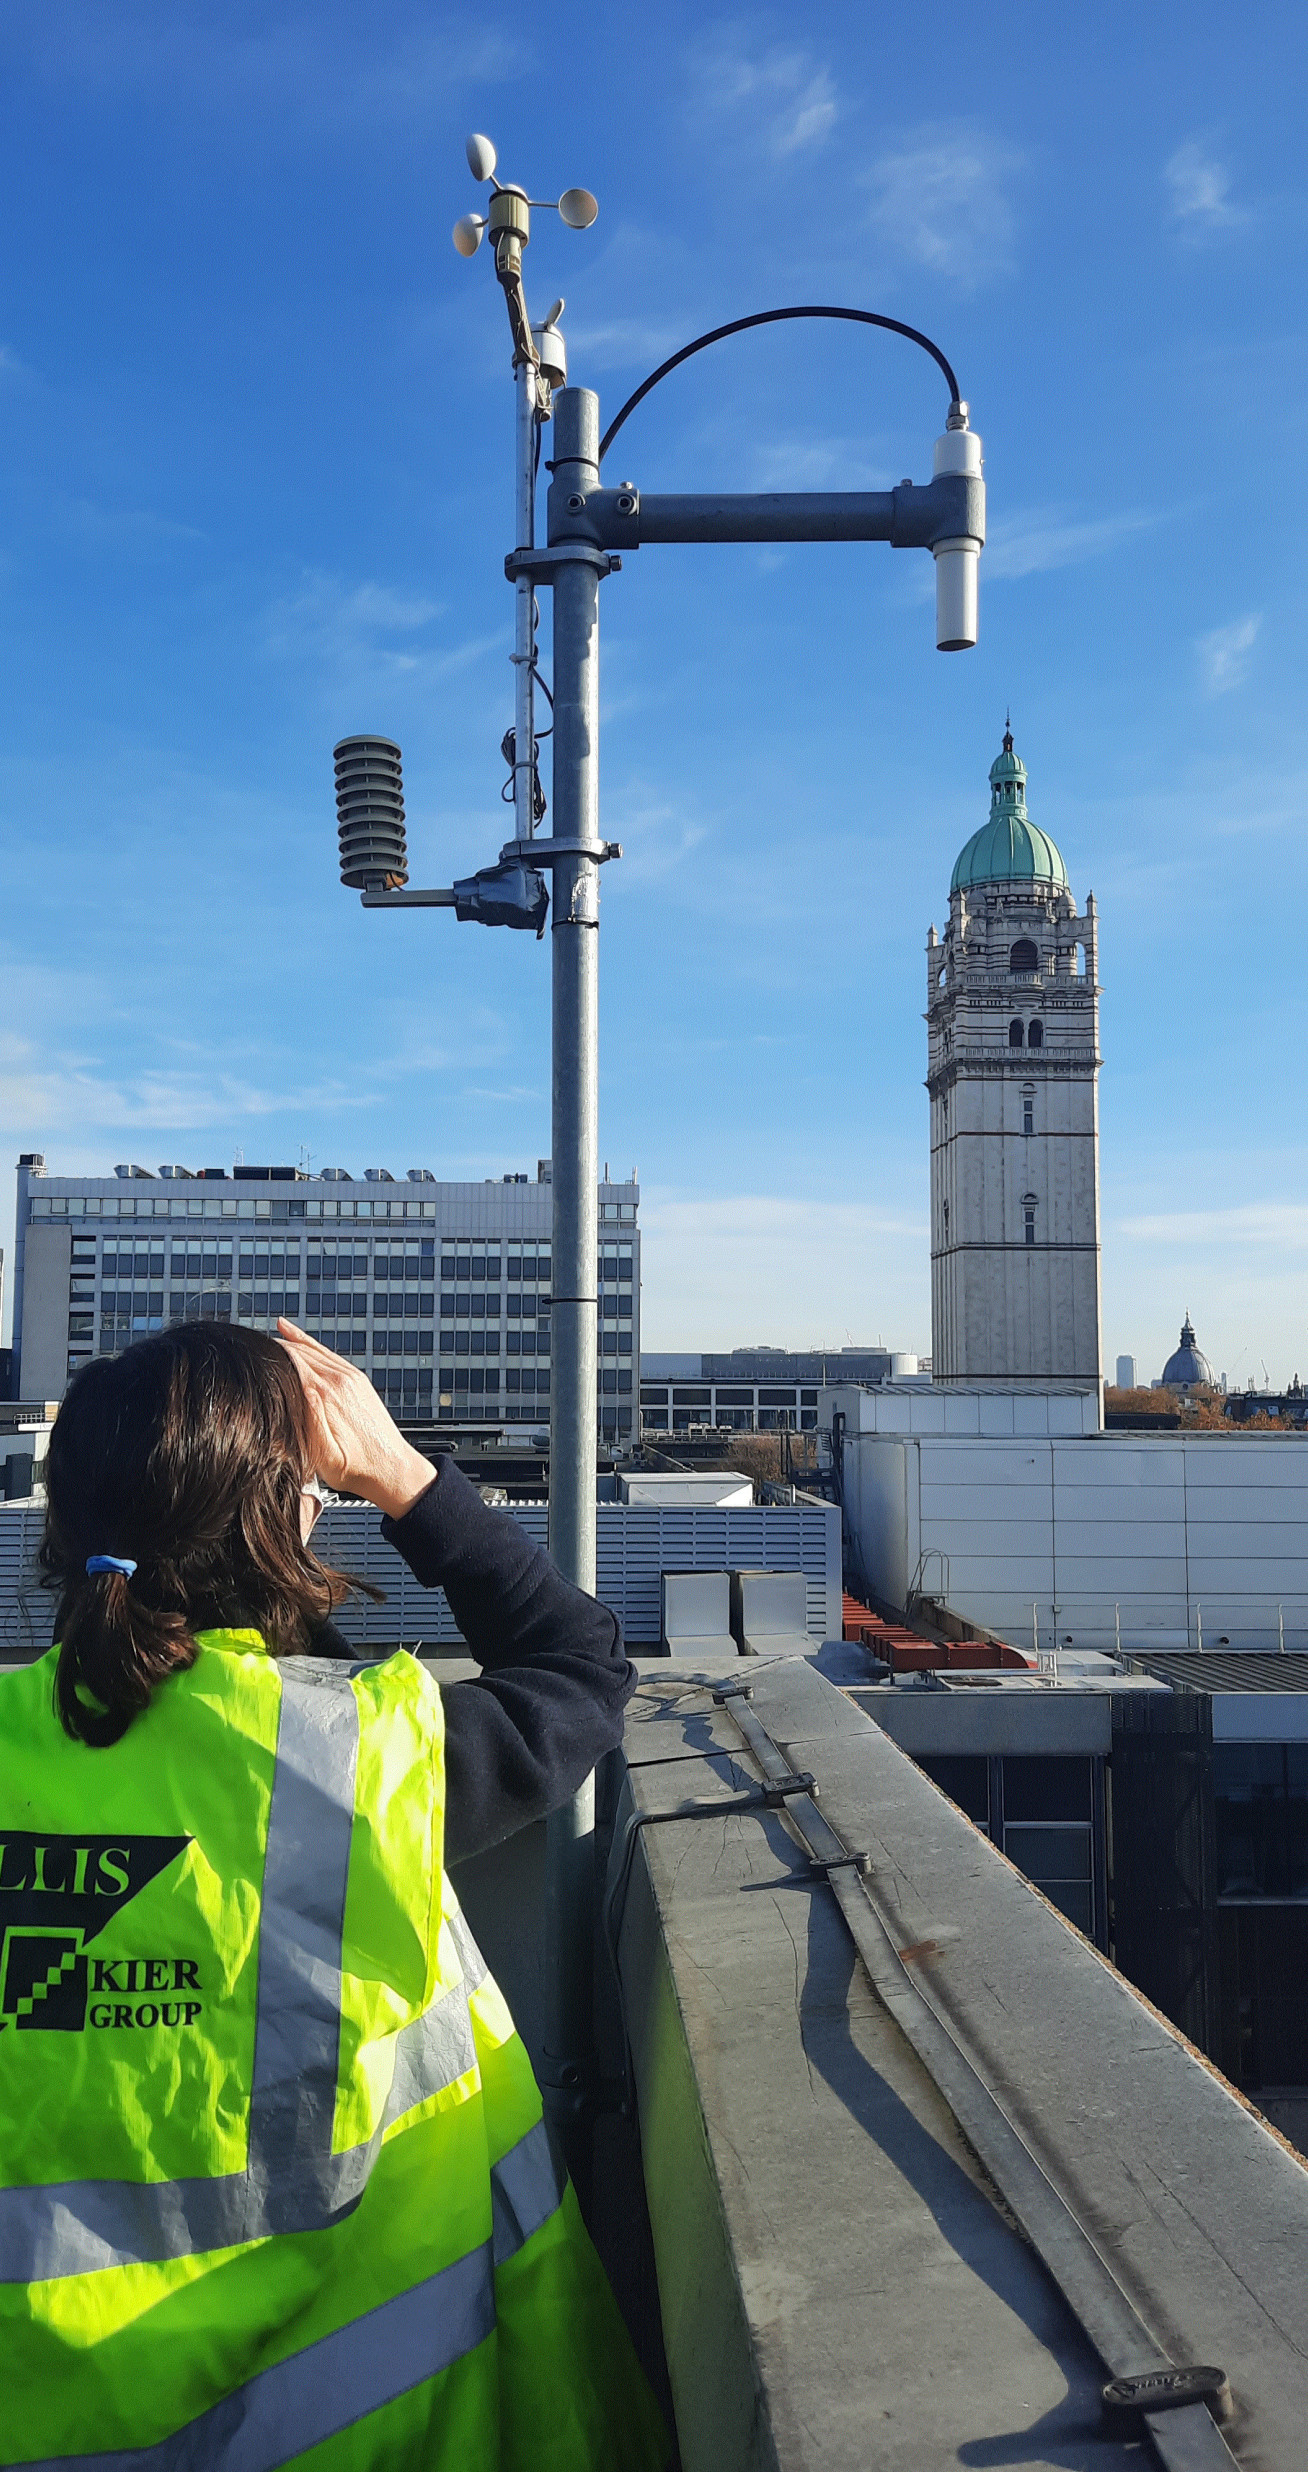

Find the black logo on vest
[[0, 1833, 190, 2032]]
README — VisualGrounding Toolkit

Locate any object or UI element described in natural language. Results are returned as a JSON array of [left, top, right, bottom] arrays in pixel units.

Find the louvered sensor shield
[[335, 736, 409, 890]]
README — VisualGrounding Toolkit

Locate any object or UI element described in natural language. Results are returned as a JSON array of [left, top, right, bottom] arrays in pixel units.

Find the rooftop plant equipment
[[331, 132, 982, 2165]]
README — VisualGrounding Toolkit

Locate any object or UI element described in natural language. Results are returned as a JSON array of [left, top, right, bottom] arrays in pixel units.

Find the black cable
[[598, 306, 961, 465]]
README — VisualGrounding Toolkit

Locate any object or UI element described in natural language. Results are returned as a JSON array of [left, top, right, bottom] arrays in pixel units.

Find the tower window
[[1009, 938, 1039, 973], [1008, 1019, 1024, 1048], [1022, 1192, 1038, 1248], [1023, 1100, 1034, 1136], [1027, 1019, 1043, 1049]]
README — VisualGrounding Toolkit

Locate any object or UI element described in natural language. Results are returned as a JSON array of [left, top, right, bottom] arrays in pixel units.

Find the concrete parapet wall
[[610, 1654, 1308, 2469]]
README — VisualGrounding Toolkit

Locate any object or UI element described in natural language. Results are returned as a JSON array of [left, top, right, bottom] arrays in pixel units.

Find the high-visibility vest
[[0, 1631, 669, 2470]]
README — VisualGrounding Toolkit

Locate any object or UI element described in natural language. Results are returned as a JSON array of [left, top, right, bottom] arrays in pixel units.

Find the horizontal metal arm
[[360, 887, 457, 906], [547, 471, 983, 554], [635, 491, 896, 543]]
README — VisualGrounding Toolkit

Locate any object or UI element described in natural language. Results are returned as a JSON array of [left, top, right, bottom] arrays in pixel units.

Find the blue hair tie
[[85, 1555, 137, 1578]]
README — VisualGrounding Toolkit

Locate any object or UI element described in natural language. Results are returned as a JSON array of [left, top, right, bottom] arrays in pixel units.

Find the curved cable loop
[[597, 306, 962, 465]]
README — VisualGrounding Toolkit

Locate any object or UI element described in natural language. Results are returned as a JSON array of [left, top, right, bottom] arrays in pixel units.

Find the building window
[[1027, 1019, 1043, 1049], [1009, 938, 1038, 973], [1023, 1099, 1034, 1135], [1023, 1192, 1037, 1247], [1008, 1018, 1024, 1048]]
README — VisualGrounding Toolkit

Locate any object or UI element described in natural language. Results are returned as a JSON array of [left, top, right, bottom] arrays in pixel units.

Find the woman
[[0, 1319, 668, 2470]]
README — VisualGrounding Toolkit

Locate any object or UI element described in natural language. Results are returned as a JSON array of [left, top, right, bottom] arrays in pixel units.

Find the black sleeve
[[380, 1456, 638, 1866]]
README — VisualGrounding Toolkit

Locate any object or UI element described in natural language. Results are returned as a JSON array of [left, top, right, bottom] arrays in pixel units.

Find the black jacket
[[318, 1456, 637, 1866]]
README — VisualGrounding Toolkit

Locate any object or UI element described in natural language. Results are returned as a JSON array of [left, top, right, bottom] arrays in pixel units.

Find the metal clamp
[[1102, 2368, 1232, 2431], [504, 544, 622, 582], [499, 837, 622, 864]]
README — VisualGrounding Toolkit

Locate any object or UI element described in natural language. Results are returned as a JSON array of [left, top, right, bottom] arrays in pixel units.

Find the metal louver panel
[[0, 1499, 841, 1657], [315, 1501, 839, 1647], [0, 1506, 52, 1660]]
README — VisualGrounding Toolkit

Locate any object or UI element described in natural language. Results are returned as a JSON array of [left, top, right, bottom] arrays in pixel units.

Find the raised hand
[[276, 1323, 436, 1520]]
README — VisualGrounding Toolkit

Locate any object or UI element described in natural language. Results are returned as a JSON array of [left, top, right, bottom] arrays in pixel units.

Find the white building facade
[[927, 730, 1102, 1397], [825, 1379, 1308, 1657], [12, 1156, 639, 1440]]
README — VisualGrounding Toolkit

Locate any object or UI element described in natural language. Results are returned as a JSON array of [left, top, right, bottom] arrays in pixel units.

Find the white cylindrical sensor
[[934, 538, 979, 650], [933, 423, 983, 480]]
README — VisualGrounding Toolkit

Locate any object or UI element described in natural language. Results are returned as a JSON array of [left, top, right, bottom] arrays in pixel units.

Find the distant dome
[[1161, 1315, 1214, 1391], [951, 727, 1069, 894]]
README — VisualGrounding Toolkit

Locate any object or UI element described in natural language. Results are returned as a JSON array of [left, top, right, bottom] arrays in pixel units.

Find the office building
[[12, 1154, 639, 1440], [640, 1347, 926, 1433], [927, 727, 1102, 1394]]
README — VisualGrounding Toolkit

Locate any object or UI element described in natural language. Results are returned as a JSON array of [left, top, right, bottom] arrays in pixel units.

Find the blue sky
[[0, 0, 1305, 1384]]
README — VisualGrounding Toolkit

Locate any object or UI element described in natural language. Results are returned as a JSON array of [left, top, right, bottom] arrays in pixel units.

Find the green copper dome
[[950, 727, 1068, 894]]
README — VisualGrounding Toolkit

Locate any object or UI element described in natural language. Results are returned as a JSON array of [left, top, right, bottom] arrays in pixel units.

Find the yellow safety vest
[[0, 1632, 669, 2470]]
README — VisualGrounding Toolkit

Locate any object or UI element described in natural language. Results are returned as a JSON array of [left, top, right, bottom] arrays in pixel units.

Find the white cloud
[[601, 788, 708, 885], [984, 506, 1160, 580], [57, 495, 204, 551], [639, 1192, 929, 1352], [559, 317, 685, 376], [747, 434, 892, 492], [9, 10, 523, 133], [692, 35, 838, 159], [1197, 613, 1260, 695], [1165, 143, 1246, 232], [863, 127, 1023, 287], [1116, 1203, 1308, 1247], [0, 1034, 368, 1138], [264, 572, 501, 685]]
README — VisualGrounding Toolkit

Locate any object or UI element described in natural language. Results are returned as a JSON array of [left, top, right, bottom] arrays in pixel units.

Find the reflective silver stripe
[[445, 1903, 490, 1993], [0, 1984, 482, 2280], [0, 1666, 471, 2282], [384, 1980, 476, 2127], [490, 2117, 567, 2267], [246, 1665, 358, 2235], [11, 2240, 497, 2472]]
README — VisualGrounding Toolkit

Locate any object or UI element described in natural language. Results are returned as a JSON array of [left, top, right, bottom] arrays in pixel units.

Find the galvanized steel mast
[[341, 133, 982, 2177]]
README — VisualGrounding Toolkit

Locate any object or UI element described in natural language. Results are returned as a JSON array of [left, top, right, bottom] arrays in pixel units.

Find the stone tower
[[926, 728, 1102, 1395]]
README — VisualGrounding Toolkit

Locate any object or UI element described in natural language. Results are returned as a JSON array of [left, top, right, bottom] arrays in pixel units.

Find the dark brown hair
[[41, 1323, 375, 1746]]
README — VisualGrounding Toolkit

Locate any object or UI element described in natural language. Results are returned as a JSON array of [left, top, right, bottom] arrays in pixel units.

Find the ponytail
[[53, 1564, 198, 1748]]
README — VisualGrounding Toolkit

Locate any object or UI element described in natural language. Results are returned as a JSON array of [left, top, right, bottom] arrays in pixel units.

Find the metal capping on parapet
[[703, 1681, 1237, 2472], [609, 1654, 1308, 2472]]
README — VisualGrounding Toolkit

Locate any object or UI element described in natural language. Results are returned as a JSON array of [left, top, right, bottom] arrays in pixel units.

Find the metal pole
[[512, 361, 538, 842], [542, 386, 602, 2150]]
